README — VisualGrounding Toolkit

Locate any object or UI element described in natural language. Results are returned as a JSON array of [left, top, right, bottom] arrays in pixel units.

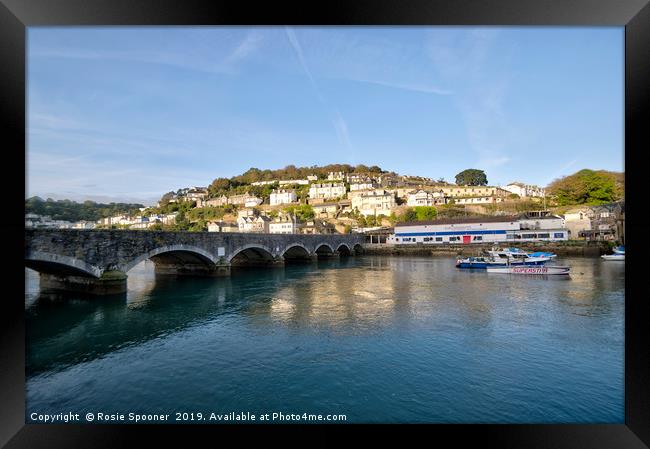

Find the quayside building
[[388, 216, 568, 245]]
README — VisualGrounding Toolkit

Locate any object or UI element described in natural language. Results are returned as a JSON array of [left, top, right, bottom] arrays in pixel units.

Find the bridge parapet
[[25, 229, 364, 295]]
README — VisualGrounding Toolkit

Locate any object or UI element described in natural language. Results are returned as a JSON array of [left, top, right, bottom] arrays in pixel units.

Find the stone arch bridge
[[25, 229, 364, 295]]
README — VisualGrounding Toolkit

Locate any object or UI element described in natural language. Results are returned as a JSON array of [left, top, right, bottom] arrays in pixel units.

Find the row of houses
[[206, 209, 336, 235], [25, 214, 95, 230]]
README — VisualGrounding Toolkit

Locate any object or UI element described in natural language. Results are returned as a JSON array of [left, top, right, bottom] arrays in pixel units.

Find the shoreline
[[360, 241, 612, 257]]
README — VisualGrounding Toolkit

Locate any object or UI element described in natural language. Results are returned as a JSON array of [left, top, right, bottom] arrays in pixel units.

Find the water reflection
[[25, 256, 624, 423]]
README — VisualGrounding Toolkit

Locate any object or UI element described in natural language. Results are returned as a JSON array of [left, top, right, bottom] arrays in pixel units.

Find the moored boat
[[613, 245, 625, 254], [601, 253, 625, 261], [486, 265, 571, 275]]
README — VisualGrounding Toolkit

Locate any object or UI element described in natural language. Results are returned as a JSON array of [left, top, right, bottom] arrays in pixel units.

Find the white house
[[503, 182, 546, 198], [270, 189, 297, 206], [351, 189, 396, 217], [406, 189, 447, 207], [349, 181, 376, 191], [308, 183, 346, 200], [269, 214, 302, 234], [238, 215, 270, 233]]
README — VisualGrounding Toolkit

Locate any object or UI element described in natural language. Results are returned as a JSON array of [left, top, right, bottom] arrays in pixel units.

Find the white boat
[[487, 265, 571, 275], [601, 254, 625, 261], [487, 250, 551, 265]]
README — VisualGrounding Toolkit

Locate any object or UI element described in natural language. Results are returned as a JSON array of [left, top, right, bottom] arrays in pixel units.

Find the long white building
[[388, 216, 568, 245]]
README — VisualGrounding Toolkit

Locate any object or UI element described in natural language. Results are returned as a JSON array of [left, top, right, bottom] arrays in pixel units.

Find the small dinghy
[[487, 265, 571, 275]]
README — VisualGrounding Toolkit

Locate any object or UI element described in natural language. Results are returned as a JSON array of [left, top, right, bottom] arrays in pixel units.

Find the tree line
[[25, 197, 144, 222]]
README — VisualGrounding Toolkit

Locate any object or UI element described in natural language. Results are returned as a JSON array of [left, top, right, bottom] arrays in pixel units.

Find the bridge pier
[[39, 270, 128, 295], [152, 262, 231, 277], [317, 251, 341, 259]]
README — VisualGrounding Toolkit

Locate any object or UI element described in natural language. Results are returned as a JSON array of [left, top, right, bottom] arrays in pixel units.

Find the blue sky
[[27, 26, 623, 205]]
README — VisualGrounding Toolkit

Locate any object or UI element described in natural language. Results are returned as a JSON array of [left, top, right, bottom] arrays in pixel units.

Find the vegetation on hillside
[[546, 169, 624, 206], [25, 197, 144, 222]]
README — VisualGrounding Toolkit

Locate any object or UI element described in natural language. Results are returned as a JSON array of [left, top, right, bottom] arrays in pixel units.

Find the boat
[[601, 253, 625, 261], [456, 252, 550, 269], [489, 246, 557, 259], [602, 245, 625, 260], [487, 265, 571, 275], [487, 250, 552, 265], [528, 251, 557, 259], [456, 256, 499, 269]]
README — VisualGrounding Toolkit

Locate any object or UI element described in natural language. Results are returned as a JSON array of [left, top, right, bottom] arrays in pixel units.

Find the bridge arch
[[314, 242, 335, 256], [25, 251, 102, 278], [228, 244, 276, 265], [336, 243, 352, 256], [281, 243, 312, 261], [120, 244, 219, 273], [353, 244, 363, 255]]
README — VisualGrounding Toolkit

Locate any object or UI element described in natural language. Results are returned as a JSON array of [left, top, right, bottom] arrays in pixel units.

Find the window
[[538, 233, 550, 238], [473, 236, 483, 241], [436, 237, 443, 242], [522, 234, 536, 239], [554, 233, 564, 238]]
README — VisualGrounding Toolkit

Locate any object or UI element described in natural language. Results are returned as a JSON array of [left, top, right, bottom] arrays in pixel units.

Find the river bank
[[360, 241, 612, 257]]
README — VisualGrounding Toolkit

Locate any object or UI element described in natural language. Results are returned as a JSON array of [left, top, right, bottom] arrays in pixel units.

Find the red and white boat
[[486, 265, 570, 275]]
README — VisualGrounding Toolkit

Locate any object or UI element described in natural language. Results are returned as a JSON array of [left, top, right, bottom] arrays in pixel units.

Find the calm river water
[[25, 256, 624, 423]]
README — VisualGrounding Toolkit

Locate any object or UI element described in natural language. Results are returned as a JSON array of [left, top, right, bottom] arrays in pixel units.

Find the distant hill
[[229, 164, 388, 185], [25, 197, 144, 222]]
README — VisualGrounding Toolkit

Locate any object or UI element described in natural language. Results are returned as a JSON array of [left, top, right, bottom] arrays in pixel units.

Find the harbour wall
[[361, 241, 611, 257]]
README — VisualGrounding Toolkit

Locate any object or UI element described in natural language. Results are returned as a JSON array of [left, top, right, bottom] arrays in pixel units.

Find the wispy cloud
[[427, 29, 516, 177], [344, 77, 453, 96], [223, 31, 264, 65], [30, 30, 263, 76], [284, 27, 353, 152]]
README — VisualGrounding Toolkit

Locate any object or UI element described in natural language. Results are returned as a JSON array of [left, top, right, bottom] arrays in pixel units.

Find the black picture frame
[[2, 0, 648, 447]]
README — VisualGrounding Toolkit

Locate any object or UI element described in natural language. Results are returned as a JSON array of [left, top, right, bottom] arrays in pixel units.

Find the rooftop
[[395, 215, 520, 227]]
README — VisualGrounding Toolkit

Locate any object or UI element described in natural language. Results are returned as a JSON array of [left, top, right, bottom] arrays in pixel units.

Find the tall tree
[[455, 169, 488, 186]]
